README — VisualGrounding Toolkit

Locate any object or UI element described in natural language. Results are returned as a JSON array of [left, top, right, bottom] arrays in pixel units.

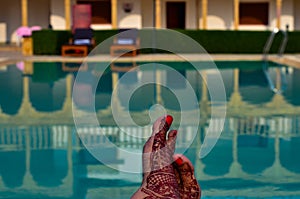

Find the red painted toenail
[[175, 157, 184, 166], [165, 115, 173, 126]]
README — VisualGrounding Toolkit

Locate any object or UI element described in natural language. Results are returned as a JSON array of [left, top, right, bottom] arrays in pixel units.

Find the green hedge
[[180, 30, 300, 54], [32, 30, 72, 55], [32, 29, 300, 55], [181, 30, 271, 54], [32, 29, 118, 55]]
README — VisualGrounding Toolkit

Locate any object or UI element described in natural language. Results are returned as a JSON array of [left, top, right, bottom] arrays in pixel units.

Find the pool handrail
[[263, 28, 288, 94], [263, 28, 288, 60]]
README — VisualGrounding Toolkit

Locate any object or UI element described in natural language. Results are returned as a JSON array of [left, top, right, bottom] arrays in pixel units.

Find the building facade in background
[[0, 0, 299, 43]]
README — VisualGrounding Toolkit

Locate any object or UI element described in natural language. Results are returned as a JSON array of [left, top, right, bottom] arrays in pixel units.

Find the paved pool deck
[[1, 46, 300, 68]]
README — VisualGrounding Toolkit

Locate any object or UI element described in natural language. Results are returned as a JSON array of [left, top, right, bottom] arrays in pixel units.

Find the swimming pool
[[0, 60, 300, 199]]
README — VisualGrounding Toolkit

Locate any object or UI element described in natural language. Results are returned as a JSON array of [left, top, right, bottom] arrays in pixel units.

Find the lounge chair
[[62, 62, 88, 72], [110, 28, 140, 57], [110, 61, 137, 72], [61, 28, 95, 57]]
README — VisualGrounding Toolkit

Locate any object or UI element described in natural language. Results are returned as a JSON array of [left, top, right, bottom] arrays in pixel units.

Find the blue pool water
[[0, 61, 300, 198]]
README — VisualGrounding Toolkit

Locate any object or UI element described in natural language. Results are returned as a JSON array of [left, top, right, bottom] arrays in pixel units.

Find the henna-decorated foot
[[131, 115, 180, 199], [173, 154, 201, 199]]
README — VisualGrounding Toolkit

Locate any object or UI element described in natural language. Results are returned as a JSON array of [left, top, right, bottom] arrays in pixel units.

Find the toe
[[152, 115, 173, 151], [167, 130, 178, 153], [173, 154, 194, 172], [152, 115, 173, 136], [173, 154, 201, 199]]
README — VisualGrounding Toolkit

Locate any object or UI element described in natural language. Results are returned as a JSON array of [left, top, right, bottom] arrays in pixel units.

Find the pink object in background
[[30, 26, 42, 32], [16, 26, 42, 37], [16, 26, 41, 46], [16, 26, 31, 37], [16, 61, 24, 71], [72, 4, 92, 33]]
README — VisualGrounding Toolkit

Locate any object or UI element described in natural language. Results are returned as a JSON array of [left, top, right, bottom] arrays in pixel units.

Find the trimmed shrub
[[180, 30, 285, 54], [32, 29, 300, 55], [285, 31, 300, 53], [32, 30, 71, 55], [93, 29, 118, 45]]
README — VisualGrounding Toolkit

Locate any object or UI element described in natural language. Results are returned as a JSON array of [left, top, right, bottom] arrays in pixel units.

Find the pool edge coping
[[1, 54, 300, 69]]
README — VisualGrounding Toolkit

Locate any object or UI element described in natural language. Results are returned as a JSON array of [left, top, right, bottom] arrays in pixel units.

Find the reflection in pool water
[[0, 61, 300, 198]]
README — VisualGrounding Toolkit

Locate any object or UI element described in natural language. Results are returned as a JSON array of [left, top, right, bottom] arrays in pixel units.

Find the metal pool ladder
[[262, 28, 288, 94]]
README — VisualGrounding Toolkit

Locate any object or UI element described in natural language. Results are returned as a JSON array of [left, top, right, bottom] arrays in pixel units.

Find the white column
[[156, 70, 163, 104], [22, 128, 36, 188], [62, 74, 73, 112], [65, 0, 71, 30], [111, 0, 118, 29], [226, 118, 246, 178], [63, 126, 74, 184], [201, 0, 207, 29], [17, 77, 36, 116], [155, 0, 162, 28], [21, 0, 28, 26], [234, 0, 239, 30], [276, 0, 282, 29]]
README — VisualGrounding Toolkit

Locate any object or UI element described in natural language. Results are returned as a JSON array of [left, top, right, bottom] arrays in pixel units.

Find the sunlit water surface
[[0, 61, 300, 198]]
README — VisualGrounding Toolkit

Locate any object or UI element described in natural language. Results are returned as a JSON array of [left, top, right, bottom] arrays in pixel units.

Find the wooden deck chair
[[62, 28, 95, 57], [110, 28, 140, 57]]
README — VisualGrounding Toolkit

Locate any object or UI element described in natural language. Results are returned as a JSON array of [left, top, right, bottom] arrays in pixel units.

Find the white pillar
[[21, 0, 28, 26], [65, 0, 71, 30]]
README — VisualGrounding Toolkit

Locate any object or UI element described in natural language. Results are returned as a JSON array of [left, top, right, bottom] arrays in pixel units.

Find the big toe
[[173, 154, 201, 199], [152, 115, 173, 151]]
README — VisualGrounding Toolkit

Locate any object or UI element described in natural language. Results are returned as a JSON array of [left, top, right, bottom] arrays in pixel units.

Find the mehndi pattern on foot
[[173, 154, 201, 199], [141, 115, 180, 199]]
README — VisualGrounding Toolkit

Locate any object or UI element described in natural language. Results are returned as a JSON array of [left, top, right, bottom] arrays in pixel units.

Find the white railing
[[263, 28, 288, 94]]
